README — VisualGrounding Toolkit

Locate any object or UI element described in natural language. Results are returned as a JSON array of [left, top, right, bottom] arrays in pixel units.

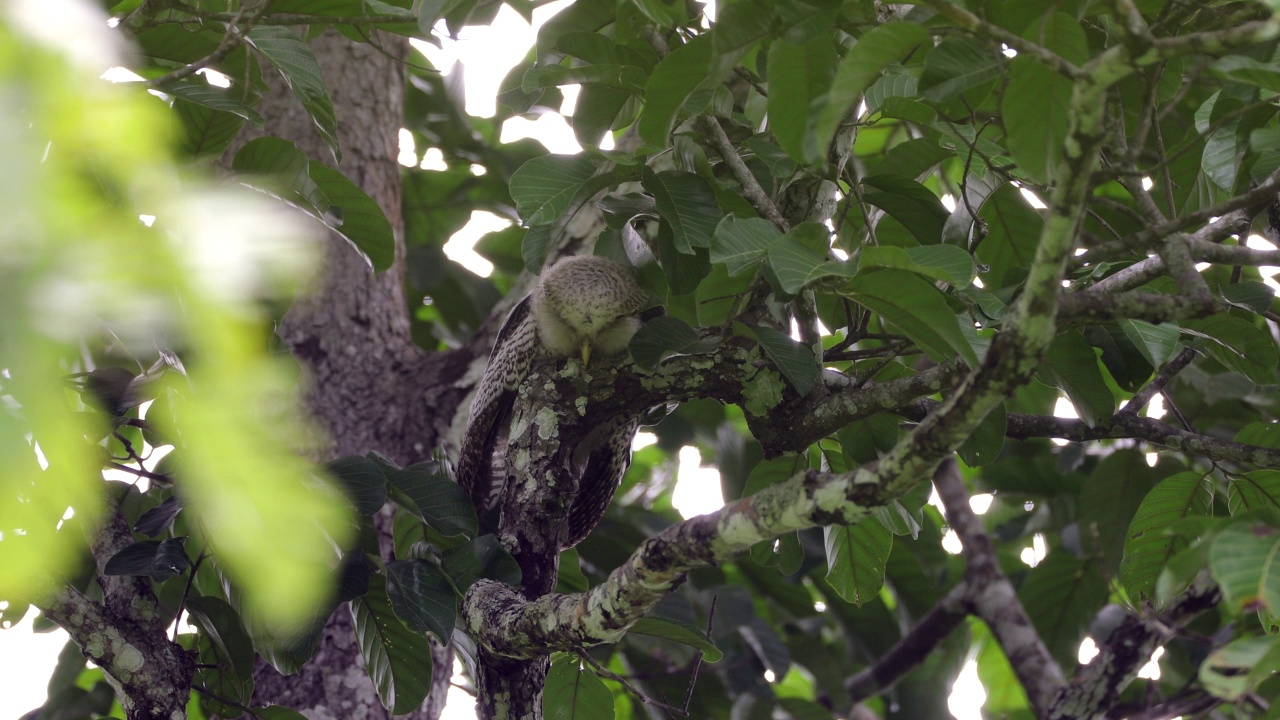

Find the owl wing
[[564, 414, 641, 548], [456, 295, 536, 523]]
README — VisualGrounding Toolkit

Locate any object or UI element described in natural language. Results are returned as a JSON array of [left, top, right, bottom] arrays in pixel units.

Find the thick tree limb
[[935, 459, 1064, 714], [39, 583, 193, 720]]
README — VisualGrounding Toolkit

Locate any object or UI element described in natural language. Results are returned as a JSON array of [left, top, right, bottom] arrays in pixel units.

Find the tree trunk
[[247, 29, 463, 720]]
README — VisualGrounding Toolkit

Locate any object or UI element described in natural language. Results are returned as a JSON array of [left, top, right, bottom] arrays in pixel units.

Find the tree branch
[[934, 459, 1064, 714], [1047, 582, 1220, 719]]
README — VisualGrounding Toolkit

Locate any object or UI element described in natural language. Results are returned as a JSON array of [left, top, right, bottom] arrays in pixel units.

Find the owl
[[456, 255, 651, 548]]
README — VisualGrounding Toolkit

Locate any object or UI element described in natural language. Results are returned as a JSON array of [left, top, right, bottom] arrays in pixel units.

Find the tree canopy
[[6, 1, 1280, 719]]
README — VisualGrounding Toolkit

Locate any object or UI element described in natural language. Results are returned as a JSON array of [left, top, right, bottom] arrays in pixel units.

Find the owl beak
[[580, 340, 592, 366]]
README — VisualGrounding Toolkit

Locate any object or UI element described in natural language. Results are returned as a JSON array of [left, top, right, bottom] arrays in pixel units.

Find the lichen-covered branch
[[38, 583, 193, 720], [1047, 582, 1220, 719]]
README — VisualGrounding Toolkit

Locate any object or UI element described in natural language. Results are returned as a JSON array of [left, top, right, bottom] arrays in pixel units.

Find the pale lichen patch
[[534, 406, 559, 440], [116, 644, 145, 673]]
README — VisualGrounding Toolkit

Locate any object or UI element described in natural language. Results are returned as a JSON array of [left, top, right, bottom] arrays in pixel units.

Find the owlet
[[456, 255, 651, 548]]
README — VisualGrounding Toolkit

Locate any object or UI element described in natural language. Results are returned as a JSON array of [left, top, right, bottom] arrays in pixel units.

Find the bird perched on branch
[[456, 255, 651, 548]]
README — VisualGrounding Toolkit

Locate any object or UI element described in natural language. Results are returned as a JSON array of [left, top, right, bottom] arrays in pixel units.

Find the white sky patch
[[1001, 44, 1017, 58], [948, 657, 987, 720], [970, 493, 993, 514], [1078, 636, 1100, 664], [1247, 234, 1280, 292], [199, 68, 231, 88], [1137, 646, 1164, 680], [631, 431, 657, 451], [972, 276, 985, 288], [469, 163, 487, 176], [440, 658, 478, 720], [1141, 176, 1154, 191], [409, 1, 573, 118], [559, 84, 582, 115], [1051, 397, 1077, 446], [831, 246, 849, 261], [501, 114, 582, 154], [101, 65, 143, 83], [1145, 452, 1159, 467], [1020, 533, 1047, 567], [420, 147, 448, 171], [443, 211, 509, 277], [1146, 393, 1165, 419], [1194, 262, 1211, 272], [1019, 187, 1047, 209], [397, 128, 418, 167], [0, 614, 68, 713], [672, 446, 724, 519], [941, 194, 957, 212], [941, 528, 963, 554]]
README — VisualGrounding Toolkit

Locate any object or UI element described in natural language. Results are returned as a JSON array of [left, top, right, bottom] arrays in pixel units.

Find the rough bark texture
[[247, 29, 476, 719]]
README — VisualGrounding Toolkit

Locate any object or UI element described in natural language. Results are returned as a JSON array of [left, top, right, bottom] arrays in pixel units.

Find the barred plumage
[[456, 255, 650, 548]]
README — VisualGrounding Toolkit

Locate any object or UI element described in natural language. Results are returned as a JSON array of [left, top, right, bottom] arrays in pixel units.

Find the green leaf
[[187, 596, 256, 683], [639, 33, 715, 147], [1117, 320, 1180, 368], [1221, 281, 1276, 314], [1038, 330, 1116, 427], [710, 215, 783, 275], [753, 326, 819, 397], [351, 574, 434, 714], [917, 37, 1002, 102], [441, 535, 522, 591], [1119, 472, 1214, 602], [712, 0, 775, 57], [543, 654, 614, 720], [246, 27, 340, 161], [103, 538, 189, 582], [975, 183, 1043, 288], [231, 137, 328, 211], [1238, 423, 1280, 450], [174, 99, 245, 160], [309, 163, 397, 272], [861, 175, 951, 245], [522, 224, 554, 273], [767, 222, 854, 294], [389, 463, 478, 538], [767, 37, 837, 163], [1212, 522, 1280, 614], [1200, 636, 1280, 701], [385, 559, 457, 641], [1004, 57, 1071, 184], [808, 23, 928, 166], [629, 617, 723, 662], [160, 80, 263, 125], [957, 403, 1006, 466], [643, 169, 724, 253], [858, 245, 975, 287], [1212, 56, 1280, 93], [1203, 117, 1242, 191], [824, 521, 892, 606], [509, 155, 600, 226], [1229, 471, 1280, 515], [628, 316, 718, 371], [327, 456, 389, 516], [1019, 550, 1108, 669], [842, 269, 979, 365], [1184, 315, 1279, 385]]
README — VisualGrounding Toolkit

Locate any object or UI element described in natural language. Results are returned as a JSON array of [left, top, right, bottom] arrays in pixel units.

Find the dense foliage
[[6, 0, 1280, 719]]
